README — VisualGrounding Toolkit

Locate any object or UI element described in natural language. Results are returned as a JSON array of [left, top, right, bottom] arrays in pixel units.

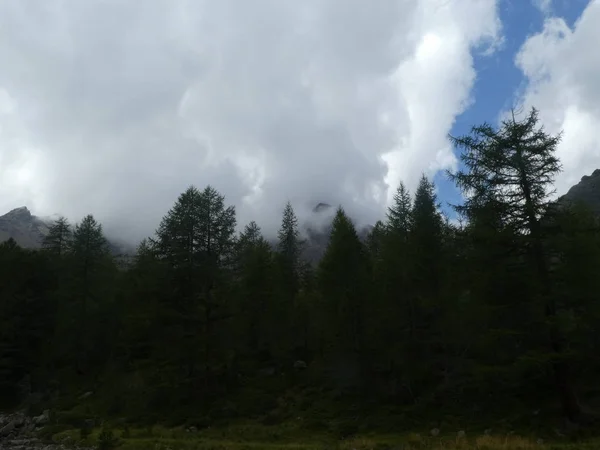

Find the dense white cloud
[[515, 0, 600, 196], [0, 0, 501, 243]]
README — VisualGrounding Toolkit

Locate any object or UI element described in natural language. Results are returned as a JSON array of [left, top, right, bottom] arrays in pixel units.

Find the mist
[[0, 0, 501, 245]]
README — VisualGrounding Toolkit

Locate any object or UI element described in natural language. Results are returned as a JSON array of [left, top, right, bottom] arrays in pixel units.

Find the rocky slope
[[0, 207, 132, 257], [0, 207, 50, 249], [556, 168, 600, 214], [0, 410, 92, 450]]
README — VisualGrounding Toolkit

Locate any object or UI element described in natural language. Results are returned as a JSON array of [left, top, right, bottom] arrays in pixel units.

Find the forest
[[2, 108, 600, 448]]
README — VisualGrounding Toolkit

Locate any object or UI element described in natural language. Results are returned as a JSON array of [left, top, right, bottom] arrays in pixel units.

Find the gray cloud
[[0, 0, 501, 243]]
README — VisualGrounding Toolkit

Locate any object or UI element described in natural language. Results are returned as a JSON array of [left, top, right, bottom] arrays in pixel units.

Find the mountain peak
[[313, 202, 332, 213], [0, 206, 49, 248], [4, 206, 32, 219], [580, 169, 600, 183], [557, 168, 600, 216]]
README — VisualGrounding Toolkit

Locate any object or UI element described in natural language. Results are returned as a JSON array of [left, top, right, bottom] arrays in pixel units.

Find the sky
[[0, 0, 598, 243]]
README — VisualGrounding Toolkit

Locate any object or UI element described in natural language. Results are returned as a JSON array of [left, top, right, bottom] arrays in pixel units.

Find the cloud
[[533, 0, 553, 15], [513, 0, 600, 196], [0, 0, 501, 243]]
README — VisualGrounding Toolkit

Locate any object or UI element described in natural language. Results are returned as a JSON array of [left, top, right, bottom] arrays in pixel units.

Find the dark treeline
[[2, 108, 600, 430]]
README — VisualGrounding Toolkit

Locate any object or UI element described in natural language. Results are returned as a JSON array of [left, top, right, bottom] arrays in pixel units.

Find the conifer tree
[[318, 207, 372, 388], [411, 174, 444, 296], [153, 185, 236, 385], [276, 201, 303, 296], [236, 221, 275, 357], [366, 220, 386, 261], [387, 181, 412, 236], [70, 214, 111, 301], [449, 107, 583, 421], [42, 216, 72, 256], [66, 214, 114, 375], [393, 175, 446, 396], [72, 215, 110, 262], [371, 184, 416, 395], [0, 244, 55, 406]]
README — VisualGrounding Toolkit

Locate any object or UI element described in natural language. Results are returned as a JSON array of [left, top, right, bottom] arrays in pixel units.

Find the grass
[[45, 422, 600, 450]]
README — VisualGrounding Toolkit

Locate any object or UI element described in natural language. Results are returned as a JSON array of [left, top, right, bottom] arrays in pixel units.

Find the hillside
[[0, 207, 133, 257], [0, 207, 50, 249]]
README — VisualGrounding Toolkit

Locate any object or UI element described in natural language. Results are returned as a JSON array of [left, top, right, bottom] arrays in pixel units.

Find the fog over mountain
[[0, 0, 502, 243], [4, 166, 600, 266], [2, 2, 600, 244]]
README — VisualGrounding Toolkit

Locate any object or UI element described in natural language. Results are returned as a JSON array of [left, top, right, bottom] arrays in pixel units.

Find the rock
[[537, 438, 544, 444], [32, 410, 49, 425], [430, 428, 440, 437], [0, 207, 134, 261], [12, 416, 24, 428], [457, 430, 465, 438], [484, 428, 492, 435], [557, 169, 600, 216], [0, 421, 16, 437], [313, 203, 332, 213], [78, 391, 93, 400], [293, 360, 307, 370], [0, 412, 95, 450], [0, 207, 50, 249]]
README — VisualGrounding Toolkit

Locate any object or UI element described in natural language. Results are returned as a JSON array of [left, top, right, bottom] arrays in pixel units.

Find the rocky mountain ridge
[[0, 207, 50, 249], [0, 207, 131, 256], [555, 168, 600, 214]]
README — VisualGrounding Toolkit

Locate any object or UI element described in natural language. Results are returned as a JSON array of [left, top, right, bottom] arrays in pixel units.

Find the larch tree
[[401, 175, 446, 397], [42, 216, 72, 256], [318, 207, 372, 389], [411, 174, 444, 297], [374, 182, 415, 398], [387, 181, 413, 237], [449, 107, 584, 422], [276, 201, 303, 297], [71, 214, 111, 302], [273, 202, 304, 354], [153, 185, 236, 385], [235, 221, 276, 358], [64, 214, 114, 376]]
